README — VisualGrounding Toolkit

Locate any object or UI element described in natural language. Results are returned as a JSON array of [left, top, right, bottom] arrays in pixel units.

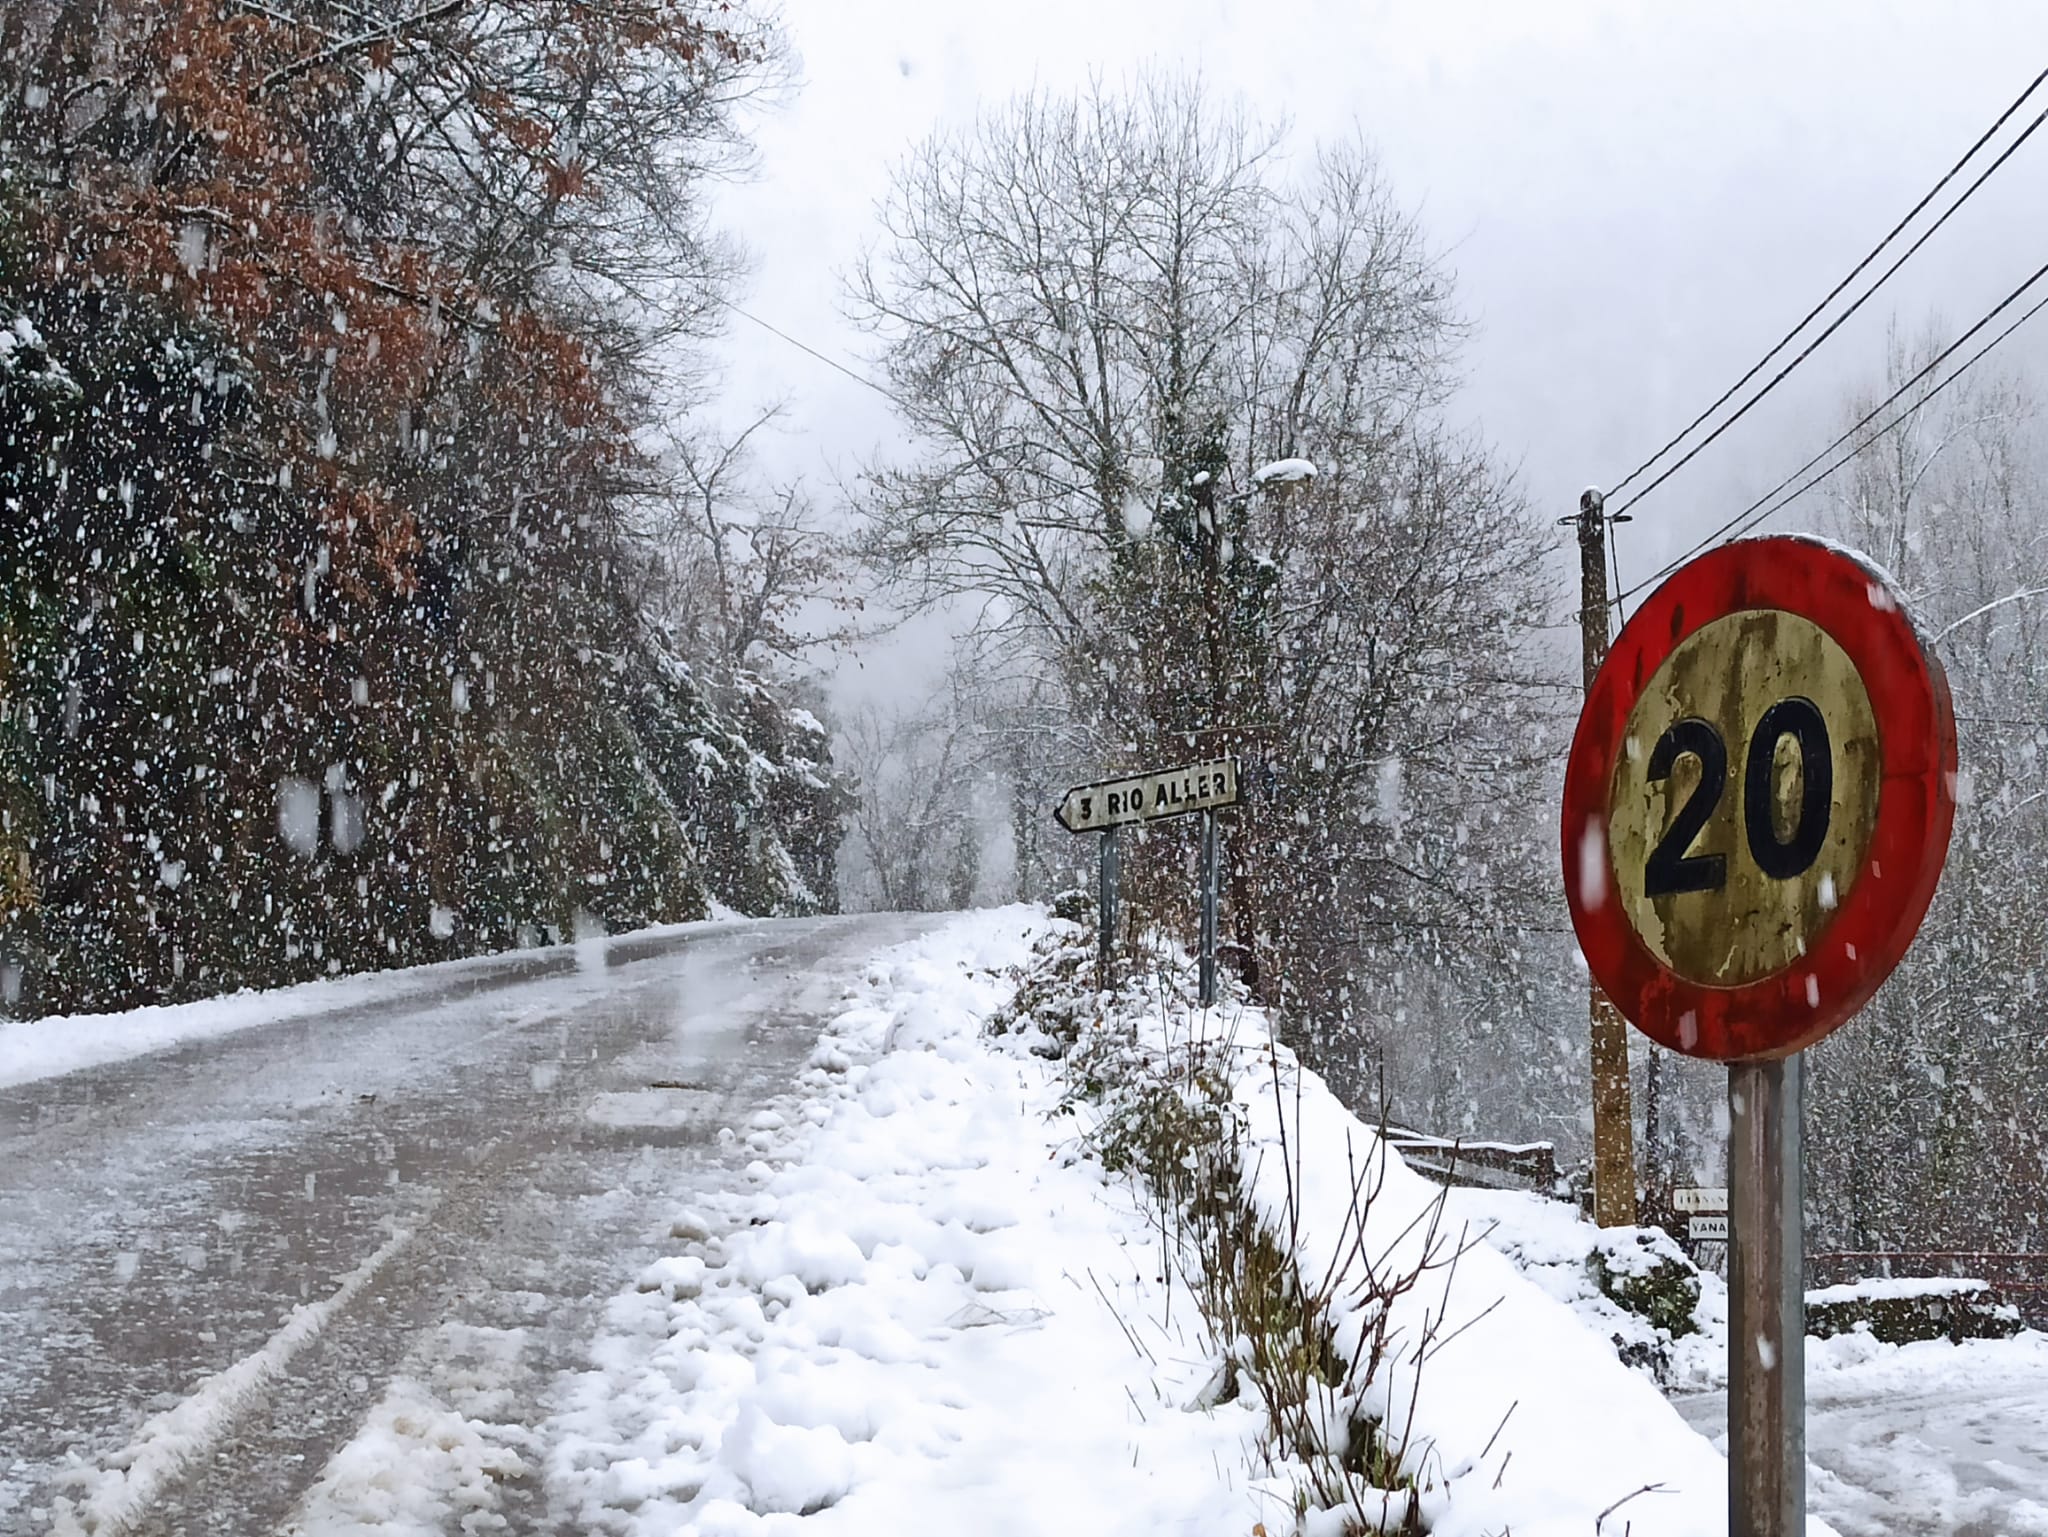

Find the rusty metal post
[[1728, 1055, 1805, 1537], [1575, 488, 1639, 1227], [1098, 825, 1119, 990], [1198, 807, 1218, 1006]]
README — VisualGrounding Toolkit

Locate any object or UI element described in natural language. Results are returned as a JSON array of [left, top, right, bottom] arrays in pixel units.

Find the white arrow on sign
[[1688, 1214, 1730, 1242], [1054, 757, 1241, 835]]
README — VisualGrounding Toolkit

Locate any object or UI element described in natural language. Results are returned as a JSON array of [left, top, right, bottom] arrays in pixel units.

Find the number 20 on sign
[[1563, 535, 1957, 1061]]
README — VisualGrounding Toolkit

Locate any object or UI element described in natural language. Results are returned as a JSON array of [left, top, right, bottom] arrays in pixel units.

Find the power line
[[1609, 521, 1629, 628], [1606, 92, 2048, 522], [1614, 255, 2048, 606], [717, 297, 906, 409], [1606, 64, 2048, 504], [1643, 277, 2048, 591]]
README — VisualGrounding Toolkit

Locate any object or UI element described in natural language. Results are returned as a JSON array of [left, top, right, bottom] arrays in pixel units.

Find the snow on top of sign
[[1776, 532, 1942, 650], [1251, 456, 1318, 485]]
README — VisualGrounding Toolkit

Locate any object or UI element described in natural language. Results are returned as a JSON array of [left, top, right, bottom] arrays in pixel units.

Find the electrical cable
[[1630, 279, 2048, 599], [1609, 523, 1628, 630], [1614, 257, 2048, 607], [1606, 97, 2048, 523], [717, 297, 906, 408], [1605, 65, 2048, 506]]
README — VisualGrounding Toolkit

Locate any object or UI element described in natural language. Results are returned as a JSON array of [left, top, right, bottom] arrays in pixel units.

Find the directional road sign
[[1674, 1187, 1729, 1214], [1562, 535, 1957, 1062], [1053, 758, 1240, 835], [1689, 1215, 1731, 1242]]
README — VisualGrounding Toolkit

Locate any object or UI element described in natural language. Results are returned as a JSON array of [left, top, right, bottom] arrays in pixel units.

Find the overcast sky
[[698, 0, 2048, 703]]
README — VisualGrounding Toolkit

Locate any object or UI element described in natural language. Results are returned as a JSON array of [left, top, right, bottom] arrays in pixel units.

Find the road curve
[[1675, 1351, 2048, 1537], [0, 913, 942, 1535]]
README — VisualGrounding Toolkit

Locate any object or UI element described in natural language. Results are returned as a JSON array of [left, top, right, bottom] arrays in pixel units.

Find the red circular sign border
[[1561, 535, 1957, 1062]]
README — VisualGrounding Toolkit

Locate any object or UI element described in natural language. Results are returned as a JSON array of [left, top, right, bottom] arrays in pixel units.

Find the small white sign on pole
[[1674, 1187, 1729, 1214], [1689, 1214, 1730, 1242]]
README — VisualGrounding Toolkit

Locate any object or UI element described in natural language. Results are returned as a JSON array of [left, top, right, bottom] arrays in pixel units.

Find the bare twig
[[1594, 1483, 1671, 1533]]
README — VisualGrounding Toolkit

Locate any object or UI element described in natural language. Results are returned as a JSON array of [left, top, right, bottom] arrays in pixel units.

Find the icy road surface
[[0, 914, 937, 1533], [1675, 1332, 2048, 1537]]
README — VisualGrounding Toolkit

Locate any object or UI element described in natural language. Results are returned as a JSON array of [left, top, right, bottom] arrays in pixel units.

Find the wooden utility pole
[[1575, 488, 1639, 1227]]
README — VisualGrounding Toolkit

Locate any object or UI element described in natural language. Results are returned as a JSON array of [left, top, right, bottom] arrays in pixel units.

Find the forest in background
[[0, 0, 845, 1016]]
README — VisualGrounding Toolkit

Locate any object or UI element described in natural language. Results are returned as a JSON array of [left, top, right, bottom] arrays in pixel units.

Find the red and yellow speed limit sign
[[1562, 536, 1958, 1061]]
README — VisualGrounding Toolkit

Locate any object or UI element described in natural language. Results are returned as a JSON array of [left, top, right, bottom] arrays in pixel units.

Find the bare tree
[[851, 74, 1558, 1092], [644, 412, 853, 665], [1802, 323, 2048, 1260], [839, 698, 989, 913]]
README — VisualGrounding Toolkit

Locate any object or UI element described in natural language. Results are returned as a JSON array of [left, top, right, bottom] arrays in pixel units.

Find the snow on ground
[[1804, 1275, 1996, 1305], [540, 907, 1286, 1534], [55, 902, 2031, 1534], [1796, 1331, 2048, 1537], [1440, 1185, 1727, 1392], [1450, 1163, 2048, 1536], [0, 916, 736, 1092], [287, 1361, 535, 1536], [1187, 1009, 1749, 1537], [1677, 1331, 2048, 1537], [53, 1231, 417, 1535]]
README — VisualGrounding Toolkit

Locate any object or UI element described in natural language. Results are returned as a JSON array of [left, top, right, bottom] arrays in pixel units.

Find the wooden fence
[[1382, 1126, 1559, 1195]]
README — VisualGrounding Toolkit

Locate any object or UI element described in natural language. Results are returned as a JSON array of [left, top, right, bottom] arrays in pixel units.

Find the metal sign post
[[1198, 808, 1218, 1006], [1097, 825, 1119, 990], [1562, 537, 1958, 1537], [1728, 1056, 1805, 1537]]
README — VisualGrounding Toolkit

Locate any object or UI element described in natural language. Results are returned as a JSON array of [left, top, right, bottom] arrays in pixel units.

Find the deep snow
[[535, 906, 1288, 1534]]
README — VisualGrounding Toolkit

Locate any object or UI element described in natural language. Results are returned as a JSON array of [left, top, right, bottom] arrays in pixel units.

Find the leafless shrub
[[1056, 932, 1483, 1531]]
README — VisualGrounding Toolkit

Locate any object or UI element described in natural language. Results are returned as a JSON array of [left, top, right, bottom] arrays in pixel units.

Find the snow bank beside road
[[1442, 1185, 1727, 1391], [547, 907, 1285, 1534], [1229, 1042, 1738, 1534], [529, 908, 1844, 1534], [1076, 934, 1801, 1537]]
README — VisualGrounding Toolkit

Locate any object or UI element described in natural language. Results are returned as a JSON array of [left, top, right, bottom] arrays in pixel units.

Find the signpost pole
[[1198, 808, 1218, 1006], [1727, 1055, 1805, 1537], [1097, 826, 1119, 990]]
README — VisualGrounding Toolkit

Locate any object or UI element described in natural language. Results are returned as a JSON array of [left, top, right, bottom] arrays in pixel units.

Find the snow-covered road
[[13, 901, 2042, 1537], [0, 913, 940, 1533], [1674, 1333, 2048, 1537]]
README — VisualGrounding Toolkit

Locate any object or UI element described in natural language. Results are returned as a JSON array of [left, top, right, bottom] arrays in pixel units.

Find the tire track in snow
[[49, 1228, 414, 1536]]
